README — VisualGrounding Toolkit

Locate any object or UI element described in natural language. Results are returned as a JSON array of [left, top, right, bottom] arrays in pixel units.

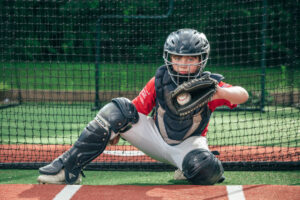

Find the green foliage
[[0, 82, 9, 91], [0, 0, 298, 66]]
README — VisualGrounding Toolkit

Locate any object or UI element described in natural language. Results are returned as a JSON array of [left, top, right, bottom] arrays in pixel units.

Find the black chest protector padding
[[154, 66, 213, 144], [163, 115, 193, 140]]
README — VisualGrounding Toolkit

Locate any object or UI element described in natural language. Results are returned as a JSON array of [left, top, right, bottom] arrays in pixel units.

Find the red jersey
[[132, 77, 237, 136]]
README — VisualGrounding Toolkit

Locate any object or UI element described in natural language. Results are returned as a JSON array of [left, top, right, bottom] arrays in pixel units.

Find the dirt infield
[[0, 144, 299, 164], [0, 184, 300, 200]]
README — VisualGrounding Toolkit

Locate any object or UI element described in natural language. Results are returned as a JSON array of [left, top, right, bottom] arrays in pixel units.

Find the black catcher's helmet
[[163, 28, 210, 85]]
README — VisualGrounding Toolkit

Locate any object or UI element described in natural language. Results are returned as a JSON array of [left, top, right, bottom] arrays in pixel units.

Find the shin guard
[[39, 97, 139, 184]]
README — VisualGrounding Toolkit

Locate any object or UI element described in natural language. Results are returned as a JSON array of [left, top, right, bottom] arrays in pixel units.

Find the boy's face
[[171, 55, 200, 74]]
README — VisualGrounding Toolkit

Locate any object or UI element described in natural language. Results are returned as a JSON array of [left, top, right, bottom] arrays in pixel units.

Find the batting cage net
[[0, 0, 299, 171]]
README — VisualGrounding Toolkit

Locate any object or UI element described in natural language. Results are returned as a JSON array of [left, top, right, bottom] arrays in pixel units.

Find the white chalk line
[[53, 185, 82, 200], [226, 185, 246, 200]]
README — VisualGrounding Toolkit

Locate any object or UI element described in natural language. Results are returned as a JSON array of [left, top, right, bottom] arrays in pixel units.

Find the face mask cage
[[163, 51, 209, 85]]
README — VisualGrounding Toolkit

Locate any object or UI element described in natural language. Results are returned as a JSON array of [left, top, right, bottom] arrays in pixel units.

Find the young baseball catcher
[[38, 28, 249, 185]]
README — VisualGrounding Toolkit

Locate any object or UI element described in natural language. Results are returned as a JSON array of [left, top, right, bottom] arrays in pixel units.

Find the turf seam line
[[226, 185, 245, 200], [53, 185, 82, 200]]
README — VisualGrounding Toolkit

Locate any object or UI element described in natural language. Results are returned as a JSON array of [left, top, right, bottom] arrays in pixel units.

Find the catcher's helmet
[[163, 28, 210, 85]]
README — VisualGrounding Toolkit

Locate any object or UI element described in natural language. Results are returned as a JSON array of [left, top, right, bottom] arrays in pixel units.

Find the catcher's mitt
[[165, 73, 219, 116]]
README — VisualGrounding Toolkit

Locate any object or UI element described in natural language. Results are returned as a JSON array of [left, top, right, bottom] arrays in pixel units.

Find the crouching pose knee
[[38, 97, 139, 184], [182, 149, 224, 185]]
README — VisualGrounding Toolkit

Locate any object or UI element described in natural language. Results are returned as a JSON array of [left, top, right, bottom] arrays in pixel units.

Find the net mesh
[[0, 0, 299, 170]]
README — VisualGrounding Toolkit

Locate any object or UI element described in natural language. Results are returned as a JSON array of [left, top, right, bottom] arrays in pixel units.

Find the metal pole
[[260, 0, 267, 112], [92, 20, 101, 110]]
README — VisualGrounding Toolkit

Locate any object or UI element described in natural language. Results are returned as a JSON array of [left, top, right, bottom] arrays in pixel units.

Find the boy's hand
[[212, 85, 222, 100]]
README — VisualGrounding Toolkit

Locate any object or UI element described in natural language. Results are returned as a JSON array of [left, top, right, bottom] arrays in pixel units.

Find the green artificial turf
[[1, 104, 299, 147], [0, 169, 299, 185]]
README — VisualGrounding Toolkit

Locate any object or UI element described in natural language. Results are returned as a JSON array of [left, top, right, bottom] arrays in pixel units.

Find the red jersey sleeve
[[207, 81, 237, 112], [132, 77, 156, 115], [201, 81, 238, 137]]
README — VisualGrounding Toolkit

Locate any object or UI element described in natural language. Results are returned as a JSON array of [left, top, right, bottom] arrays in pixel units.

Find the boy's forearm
[[214, 86, 249, 104]]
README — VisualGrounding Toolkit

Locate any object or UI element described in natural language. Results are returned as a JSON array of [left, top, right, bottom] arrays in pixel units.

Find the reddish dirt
[[0, 184, 300, 200]]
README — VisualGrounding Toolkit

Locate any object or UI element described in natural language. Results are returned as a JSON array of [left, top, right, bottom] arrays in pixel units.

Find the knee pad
[[182, 149, 224, 185], [39, 97, 139, 184], [99, 97, 139, 133]]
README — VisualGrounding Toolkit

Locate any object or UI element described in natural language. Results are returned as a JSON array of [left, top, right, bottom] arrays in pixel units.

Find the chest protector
[[155, 65, 214, 145]]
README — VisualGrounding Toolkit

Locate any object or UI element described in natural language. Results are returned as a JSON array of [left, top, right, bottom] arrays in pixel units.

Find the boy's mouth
[[178, 68, 190, 74], [179, 71, 189, 74]]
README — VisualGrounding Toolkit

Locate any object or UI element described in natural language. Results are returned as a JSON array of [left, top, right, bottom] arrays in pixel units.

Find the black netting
[[0, 0, 299, 171]]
